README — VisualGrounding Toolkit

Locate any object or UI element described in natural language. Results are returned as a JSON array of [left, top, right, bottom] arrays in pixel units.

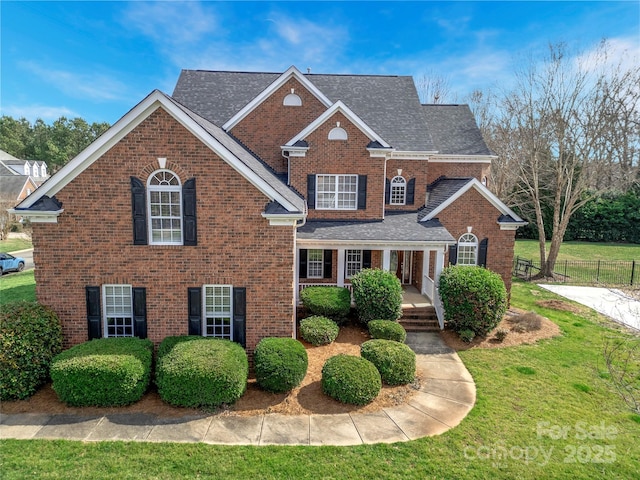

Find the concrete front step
[[400, 306, 440, 332]]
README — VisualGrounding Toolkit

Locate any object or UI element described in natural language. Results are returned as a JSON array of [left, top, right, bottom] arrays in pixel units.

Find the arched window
[[283, 93, 302, 106], [328, 127, 348, 140], [390, 176, 406, 205], [457, 233, 478, 266], [147, 170, 182, 244]]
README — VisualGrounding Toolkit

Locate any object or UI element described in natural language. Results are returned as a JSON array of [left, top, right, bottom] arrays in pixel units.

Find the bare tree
[[493, 41, 640, 277], [416, 71, 457, 104]]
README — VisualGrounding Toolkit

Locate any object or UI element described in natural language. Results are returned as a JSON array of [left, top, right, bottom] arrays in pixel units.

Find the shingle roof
[[422, 104, 494, 155], [172, 70, 436, 151], [419, 177, 475, 220], [297, 212, 455, 244], [0, 176, 28, 200]]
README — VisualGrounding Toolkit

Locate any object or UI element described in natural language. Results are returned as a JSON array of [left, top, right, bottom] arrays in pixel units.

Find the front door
[[391, 251, 413, 285]]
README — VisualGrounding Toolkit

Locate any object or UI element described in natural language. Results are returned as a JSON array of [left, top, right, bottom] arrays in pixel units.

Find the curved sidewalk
[[0, 332, 475, 445]]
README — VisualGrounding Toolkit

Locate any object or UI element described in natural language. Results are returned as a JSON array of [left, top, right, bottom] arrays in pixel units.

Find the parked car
[[0, 253, 26, 275]]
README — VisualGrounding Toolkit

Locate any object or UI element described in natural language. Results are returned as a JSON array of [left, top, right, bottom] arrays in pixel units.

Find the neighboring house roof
[[297, 212, 455, 246], [11, 90, 305, 221], [173, 69, 436, 152], [0, 149, 21, 161], [419, 176, 526, 227], [422, 104, 494, 156], [0, 175, 34, 201]]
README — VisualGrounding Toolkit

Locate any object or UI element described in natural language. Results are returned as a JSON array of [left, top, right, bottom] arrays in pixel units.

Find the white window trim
[[345, 249, 363, 279], [102, 284, 134, 338], [457, 233, 478, 266], [307, 249, 324, 279], [202, 284, 233, 340], [390, 176, 406, 205], [147, 169, 183, 245], [316, 174, 358, 210]]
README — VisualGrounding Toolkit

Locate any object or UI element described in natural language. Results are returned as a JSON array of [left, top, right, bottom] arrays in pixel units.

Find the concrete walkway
[[0, 332, 475, 445], [539, 284, 640, 331]]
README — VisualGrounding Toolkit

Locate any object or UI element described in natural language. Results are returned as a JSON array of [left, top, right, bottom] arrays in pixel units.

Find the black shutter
[[299, 249, 308, 279], [362, 250, 372, 269], [188, 287, 202, 336], [357, 175, 367, 210], [406, 178, 416, 205], [307, 175, 316, 209], [132, 287, 147, 339], [86, 286, 102, 340], [323, 250, 333, 279], [385, 178, 390, 204], [131, 177, 147, 245], [233, 287, 247, 348], [478, 238, 489, 267], [183, 178, 197, 246], [449, 244, 458, 265]]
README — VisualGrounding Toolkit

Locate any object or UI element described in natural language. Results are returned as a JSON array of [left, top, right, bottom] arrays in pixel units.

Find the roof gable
[[13, 90, 304, 216]]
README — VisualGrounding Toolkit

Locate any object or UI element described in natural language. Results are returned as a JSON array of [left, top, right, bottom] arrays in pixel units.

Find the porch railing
[[424, 275, 445, 329]]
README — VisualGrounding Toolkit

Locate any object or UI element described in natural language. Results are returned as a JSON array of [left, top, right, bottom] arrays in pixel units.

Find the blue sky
[[2, 1, 639, 124]]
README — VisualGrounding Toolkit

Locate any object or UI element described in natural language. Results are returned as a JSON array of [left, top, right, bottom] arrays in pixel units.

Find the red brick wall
[[230, 78, 327, 173], [426, 161, 491, 185], [437, 187, 516, 292], [289, 112, 385, 220], [32, 108, 296, 354]]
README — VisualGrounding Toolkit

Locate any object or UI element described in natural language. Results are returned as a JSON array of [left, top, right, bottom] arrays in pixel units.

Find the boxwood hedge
[[156, 336, 248, 408], [254, 337, 308, 393], [321, 354, 381, 405], [0, 302, 63, 400], [50, 337, 153, 406], [299, 286, 351, 324], [360, 339, 416, 385], [299, 316, 339, 346], [367, 320, 407, 343], [351, 269, 403, 323]]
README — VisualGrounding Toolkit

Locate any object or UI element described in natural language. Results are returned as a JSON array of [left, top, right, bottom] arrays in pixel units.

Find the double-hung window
[[148, 170, 182, 244], [316, 174, 358, 210], [457, 233, 478, 266], [307, 249, 324, 278], [390, 176, 406, 205], [103, 284, 134, 337], [345, 249, 363, 278], [203, 285, 233, 340]]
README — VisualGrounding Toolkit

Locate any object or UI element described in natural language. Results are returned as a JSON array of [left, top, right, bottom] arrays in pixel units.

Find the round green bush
[[351, 269, 403, 323], [0, 302, 63, 400], [156, 337, 248, 408], [321, 354, 381, 405], [254, 337, 308, 393], [299, 286, 351, 324], [438, 265, 507, 336], [360, 339, 416, 385], [367, 320, 407, 343], [299, 316, 339, 346], [50, 337, 153, 406]]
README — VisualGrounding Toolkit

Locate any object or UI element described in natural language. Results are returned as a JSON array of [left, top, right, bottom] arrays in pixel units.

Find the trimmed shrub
[[299, 316, 339, 346], [299, 286, 351, 324], [438, 265, 507, 336], [459, 329, 476, 343], [495, 328, 509, 342], [0, 302, 63, 400], [254, 338, 308, 393], [351, 269, 403, 324], [50, 337, 153, 406], [156, 337, 248, 408], [321, 354, 381, 405], [360, 339, 416, 385], [368, 320, 407, 343]]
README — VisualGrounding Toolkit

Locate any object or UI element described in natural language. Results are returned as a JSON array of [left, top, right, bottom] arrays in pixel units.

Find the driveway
[[538, 285, 640, 331]]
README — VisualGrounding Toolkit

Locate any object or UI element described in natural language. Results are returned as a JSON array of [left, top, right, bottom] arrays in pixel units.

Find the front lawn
[[1, 281, 638, 479], [0, 270, 36, 303], [515, 239, 640, 262], [0, 237, 32, 253]]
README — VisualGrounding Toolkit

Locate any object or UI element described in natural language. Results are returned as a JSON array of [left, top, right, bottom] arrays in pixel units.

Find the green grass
[[515, 239, 640, 262], [0, 237, 33, 253], [0, 270, 36, 303], [1, 280, 639, 479]]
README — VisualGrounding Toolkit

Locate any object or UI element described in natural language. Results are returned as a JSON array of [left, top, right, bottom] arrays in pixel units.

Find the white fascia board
[[295, 239, 456, 249], [388, 151, 438, 160], [366, 147, 394, 158], [420, 178, 525, 223], [429, 154, 495, 163], [280, 145, 309, 157], [284, 101, 391, 148], [261, 212, 306, 226], [223, 66, 333, 131], [498, 223, 524, 231], [8, 208, 64, 223]]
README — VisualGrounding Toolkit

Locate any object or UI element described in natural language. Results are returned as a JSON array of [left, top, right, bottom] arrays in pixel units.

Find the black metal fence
[[513, 256, 638, 286]]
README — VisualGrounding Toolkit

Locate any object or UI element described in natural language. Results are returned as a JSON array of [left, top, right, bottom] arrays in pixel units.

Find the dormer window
[[24, 163, 30, 176], [283, 89, 302, 106], [328, 122, 348, 140], [41, 164, 48, 176], [33, 164, 39, 177], [390, 176, 406, 205]]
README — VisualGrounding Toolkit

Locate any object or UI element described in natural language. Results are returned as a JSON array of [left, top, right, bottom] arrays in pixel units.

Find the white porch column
[[294, 247, 300, 303], [421, 248, 430, 296], [337, 248, 346, 287], [434, 247, 446, 282], [382, 249, 391, 271]]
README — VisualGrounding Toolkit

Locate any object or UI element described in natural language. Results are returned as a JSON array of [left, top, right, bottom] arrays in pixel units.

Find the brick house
[[12, 66, 525, 352]]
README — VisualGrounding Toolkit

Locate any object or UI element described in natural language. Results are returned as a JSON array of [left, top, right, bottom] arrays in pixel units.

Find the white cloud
[[2, 105, 80, 122], [20, 62, 131, 102], [574, 37, 640, 75]]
